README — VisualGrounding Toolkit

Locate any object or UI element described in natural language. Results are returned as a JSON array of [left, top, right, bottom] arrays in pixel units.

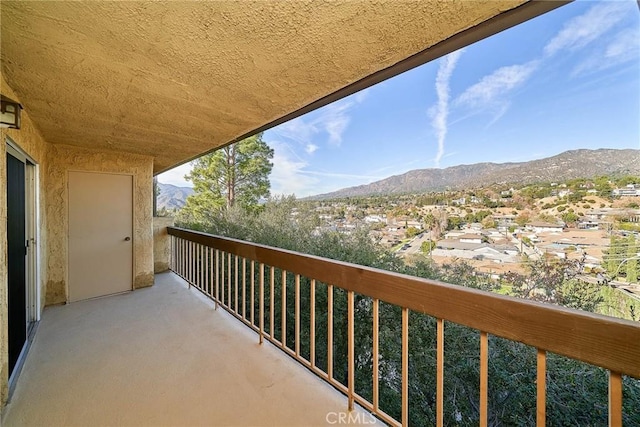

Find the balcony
[[165, 227, 640, 426], [3, 272, 371, 426], [4, 226, 640, 426]]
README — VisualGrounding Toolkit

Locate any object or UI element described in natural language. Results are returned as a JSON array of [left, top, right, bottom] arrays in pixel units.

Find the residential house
[[459, 234, 483, 244], [526, 221, 565, 233], [612, 185, 640, 197]]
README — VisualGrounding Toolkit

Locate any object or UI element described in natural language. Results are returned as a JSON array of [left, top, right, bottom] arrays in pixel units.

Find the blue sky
[[159, 0, 640, 197]]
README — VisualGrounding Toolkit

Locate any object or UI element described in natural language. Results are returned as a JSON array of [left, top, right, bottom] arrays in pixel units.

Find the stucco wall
[[46, 144, 154, 305], [0, 74, 49, 408], [153, 217, 175, 273]]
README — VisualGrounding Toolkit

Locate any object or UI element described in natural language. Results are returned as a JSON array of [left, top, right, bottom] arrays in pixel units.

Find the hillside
[[311, 149, 640, 199], [157, 182, 193, 210]]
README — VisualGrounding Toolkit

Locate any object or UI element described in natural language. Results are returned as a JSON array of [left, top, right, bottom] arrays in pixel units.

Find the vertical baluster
[[194, 244, 198, 289], [209, 247, 214, 297], [205, 246, 209, 296], [310, 279, 316, 368], [250, 261, 255, 326], [199, 244, 203, 290], [195, 244, 199, 290], [295, 274, 300, 357], [242, 258, 247, 320], [373, 298, 379, 413], [270, 267, 275, 338], [215, 249, 219, 309], [328, 284, 333, 381], [188, 241, 193, 287], [186, 241, 190, 285], [348, 291, 355, 411], [203, 245, 207, 294], [536, 349, 546, 427], [209, 247, 213, 296], [480, 332, 489, 427], [234, 255, 239, 314], [609, 371, 622, 427], [180, 239, 184, 278], [259, 263, 265, 344], [282, 270, 287, 349], [402, 307, 409, 426], [223, 252, 228, 306], [220, 251, 225, 306], [227, 253, 231, 308], [437, 318, 444, 427]]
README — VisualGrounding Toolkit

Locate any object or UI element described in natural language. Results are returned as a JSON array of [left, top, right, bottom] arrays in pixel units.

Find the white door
[[68, 171, 133, 302]]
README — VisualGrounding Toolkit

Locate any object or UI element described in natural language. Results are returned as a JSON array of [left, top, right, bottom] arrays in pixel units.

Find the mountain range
[[310, 149, 640, 199], [157, 182, 193, 210]]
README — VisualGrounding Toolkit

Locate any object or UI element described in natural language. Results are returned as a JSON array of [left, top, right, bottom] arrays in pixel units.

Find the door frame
[[5, 137, 41, 395], [66, 170, 135, 302]]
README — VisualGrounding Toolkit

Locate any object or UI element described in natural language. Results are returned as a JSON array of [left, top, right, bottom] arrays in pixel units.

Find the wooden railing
[[167, 226, 640, 426]]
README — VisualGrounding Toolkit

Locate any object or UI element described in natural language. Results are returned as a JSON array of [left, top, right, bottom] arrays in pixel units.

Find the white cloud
[[605, 27, 639, 61], [273, 117, 317, 145], [271, 89, 369, 150], [430, 50, 463, 167], [456, 61, 538, 109], [315, 100, 354, 146], [157, 162, 193, 187], [571, 26, 640, 77], [269, 142, 318, 196], [544, 2, 628, 57]]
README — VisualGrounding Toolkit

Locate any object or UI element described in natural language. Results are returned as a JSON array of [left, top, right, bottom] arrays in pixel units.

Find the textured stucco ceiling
[[2, 0, 542, 174]]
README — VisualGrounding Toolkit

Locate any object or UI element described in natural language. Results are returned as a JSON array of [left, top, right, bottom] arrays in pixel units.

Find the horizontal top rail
[[168, 226, 640, 378]]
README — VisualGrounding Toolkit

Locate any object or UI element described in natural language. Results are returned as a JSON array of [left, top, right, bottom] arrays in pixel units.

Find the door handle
[[124, 237, 131, 241]]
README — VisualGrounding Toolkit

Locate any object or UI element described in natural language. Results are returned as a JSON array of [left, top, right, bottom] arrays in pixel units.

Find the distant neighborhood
[[291, 177, 640, 286], [158, 175, 640, 289]]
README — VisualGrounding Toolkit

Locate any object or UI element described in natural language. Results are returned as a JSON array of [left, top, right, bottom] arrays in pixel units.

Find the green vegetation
[[599, 286, 638, 321], [405, 226, 420, 238], [420, 240, 436, 254], [603, 235, 639, 282]]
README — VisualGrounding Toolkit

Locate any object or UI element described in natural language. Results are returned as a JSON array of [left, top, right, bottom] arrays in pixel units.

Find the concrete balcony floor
[[3, 272, 371, 426]]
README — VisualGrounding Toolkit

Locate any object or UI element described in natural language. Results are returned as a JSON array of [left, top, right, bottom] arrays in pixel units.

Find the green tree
[[515, 213, 530, 227], [405, 226, 420, 238], [420, 240, 436, 254], [179, 133, 273, 223], [561, 211, 579, 225], [481, 215, 497, 229]]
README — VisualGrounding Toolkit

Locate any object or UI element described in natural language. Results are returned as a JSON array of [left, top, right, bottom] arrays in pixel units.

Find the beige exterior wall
[[46, 144, 155, 305], [0, 74, 49, 408], [153, 217, 175, 274]]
